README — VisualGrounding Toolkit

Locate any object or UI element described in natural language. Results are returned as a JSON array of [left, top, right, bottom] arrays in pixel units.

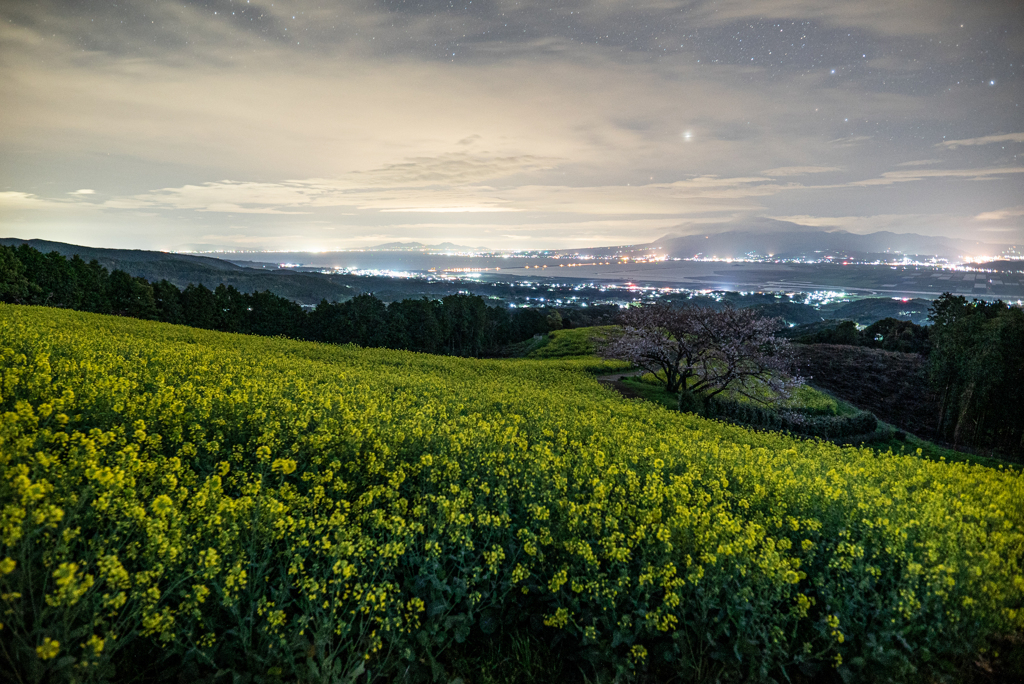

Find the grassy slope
[[524, 326, 621, 359], [0, 307, 1021, 682]]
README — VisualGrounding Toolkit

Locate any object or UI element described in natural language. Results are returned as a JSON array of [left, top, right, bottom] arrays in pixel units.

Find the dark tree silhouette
[[928, 294, 1024, 454]]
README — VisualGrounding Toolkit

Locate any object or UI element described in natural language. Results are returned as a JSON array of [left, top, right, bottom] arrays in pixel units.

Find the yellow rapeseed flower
[[271, 458, 297, 475], [36, 637, 59, 660]]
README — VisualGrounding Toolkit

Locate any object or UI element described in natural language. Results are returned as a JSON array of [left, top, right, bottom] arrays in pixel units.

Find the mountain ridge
[[539, 219, 1005, 261], [650, 228, 1002, 261], [0, 238, 246, 272]]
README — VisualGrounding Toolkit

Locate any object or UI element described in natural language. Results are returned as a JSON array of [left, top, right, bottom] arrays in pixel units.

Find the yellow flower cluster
[[0, 305, 1021, 680]]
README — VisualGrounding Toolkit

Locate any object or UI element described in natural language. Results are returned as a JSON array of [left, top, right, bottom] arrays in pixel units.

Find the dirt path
[[595, 369, 646, 400], [594, 368, 644, 383]]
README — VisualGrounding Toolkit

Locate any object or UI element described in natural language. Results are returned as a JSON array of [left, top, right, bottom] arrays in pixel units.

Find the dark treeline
[[794, 317, 931, 354], [0, 244, 581, 356], [928, 294, 1024, 455]]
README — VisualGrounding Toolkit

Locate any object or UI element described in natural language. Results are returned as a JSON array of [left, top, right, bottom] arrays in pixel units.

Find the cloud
[[939, 133, 1024, 149], [91, 168, 799, 218], [682, 0, 975, 37], [0, 191, 47, 207], [350, 153, 559, 186], [201, 203, 311, 215], [15, 159, 1022, 245], [850, 166, 1024, 186], [388, 218, 685, 230], [762, 166, 841, 176], [183, 233, 312, 249], [828, 136, 873, 148], [379, 206, 519, 213], [3, 0, 1022, 252], [101, 199, 158, 209], [0, 191, 80, 209], [768, 213, 982, 238], [769, 214, 850, 228], [974, 206, 1024, 221], [69, 188, 95, 195]]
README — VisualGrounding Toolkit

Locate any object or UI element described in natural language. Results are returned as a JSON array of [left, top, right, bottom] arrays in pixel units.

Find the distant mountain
[[366, 241, 491, 252], [543, 218, 1004, 262], [647, 219, 1003, 261], [369, 241, 427, 250]]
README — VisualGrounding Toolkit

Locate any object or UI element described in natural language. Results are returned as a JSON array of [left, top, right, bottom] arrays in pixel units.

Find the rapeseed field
[[0, 305, 1021, 682]]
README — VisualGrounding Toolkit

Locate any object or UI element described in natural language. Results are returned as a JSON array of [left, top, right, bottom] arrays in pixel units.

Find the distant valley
[[2, 234, 1022, 316]]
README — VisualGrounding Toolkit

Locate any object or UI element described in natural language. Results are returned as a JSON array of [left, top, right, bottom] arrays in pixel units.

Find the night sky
[[1, 0, 1022, 252]]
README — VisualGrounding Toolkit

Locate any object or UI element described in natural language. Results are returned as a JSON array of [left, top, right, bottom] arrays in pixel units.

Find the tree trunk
[[952, 383, 974, 447], [936, 383, 950, 436]]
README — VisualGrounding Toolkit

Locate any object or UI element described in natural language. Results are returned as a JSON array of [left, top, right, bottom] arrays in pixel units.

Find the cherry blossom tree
[[603, 303, 804, 407]]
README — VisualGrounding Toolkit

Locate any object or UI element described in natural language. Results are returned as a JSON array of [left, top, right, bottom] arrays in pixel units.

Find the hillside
[[820, 297, 933, 325], [0, 237, 359, 304], [0, 306, 1021, 682], [662, 292, 931, 327], [794, 344, 939, 438], [0, 238, 246, 275]]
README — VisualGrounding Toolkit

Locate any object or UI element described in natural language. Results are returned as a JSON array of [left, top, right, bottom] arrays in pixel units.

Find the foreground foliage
[[0, 306, 1022, 683]]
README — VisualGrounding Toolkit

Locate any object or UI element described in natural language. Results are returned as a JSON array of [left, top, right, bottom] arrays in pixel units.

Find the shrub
[[703, 395, 877, 441]]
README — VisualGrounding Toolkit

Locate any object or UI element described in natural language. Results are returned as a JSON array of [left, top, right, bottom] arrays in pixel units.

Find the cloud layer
[[0, 0, 1022, 250]]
